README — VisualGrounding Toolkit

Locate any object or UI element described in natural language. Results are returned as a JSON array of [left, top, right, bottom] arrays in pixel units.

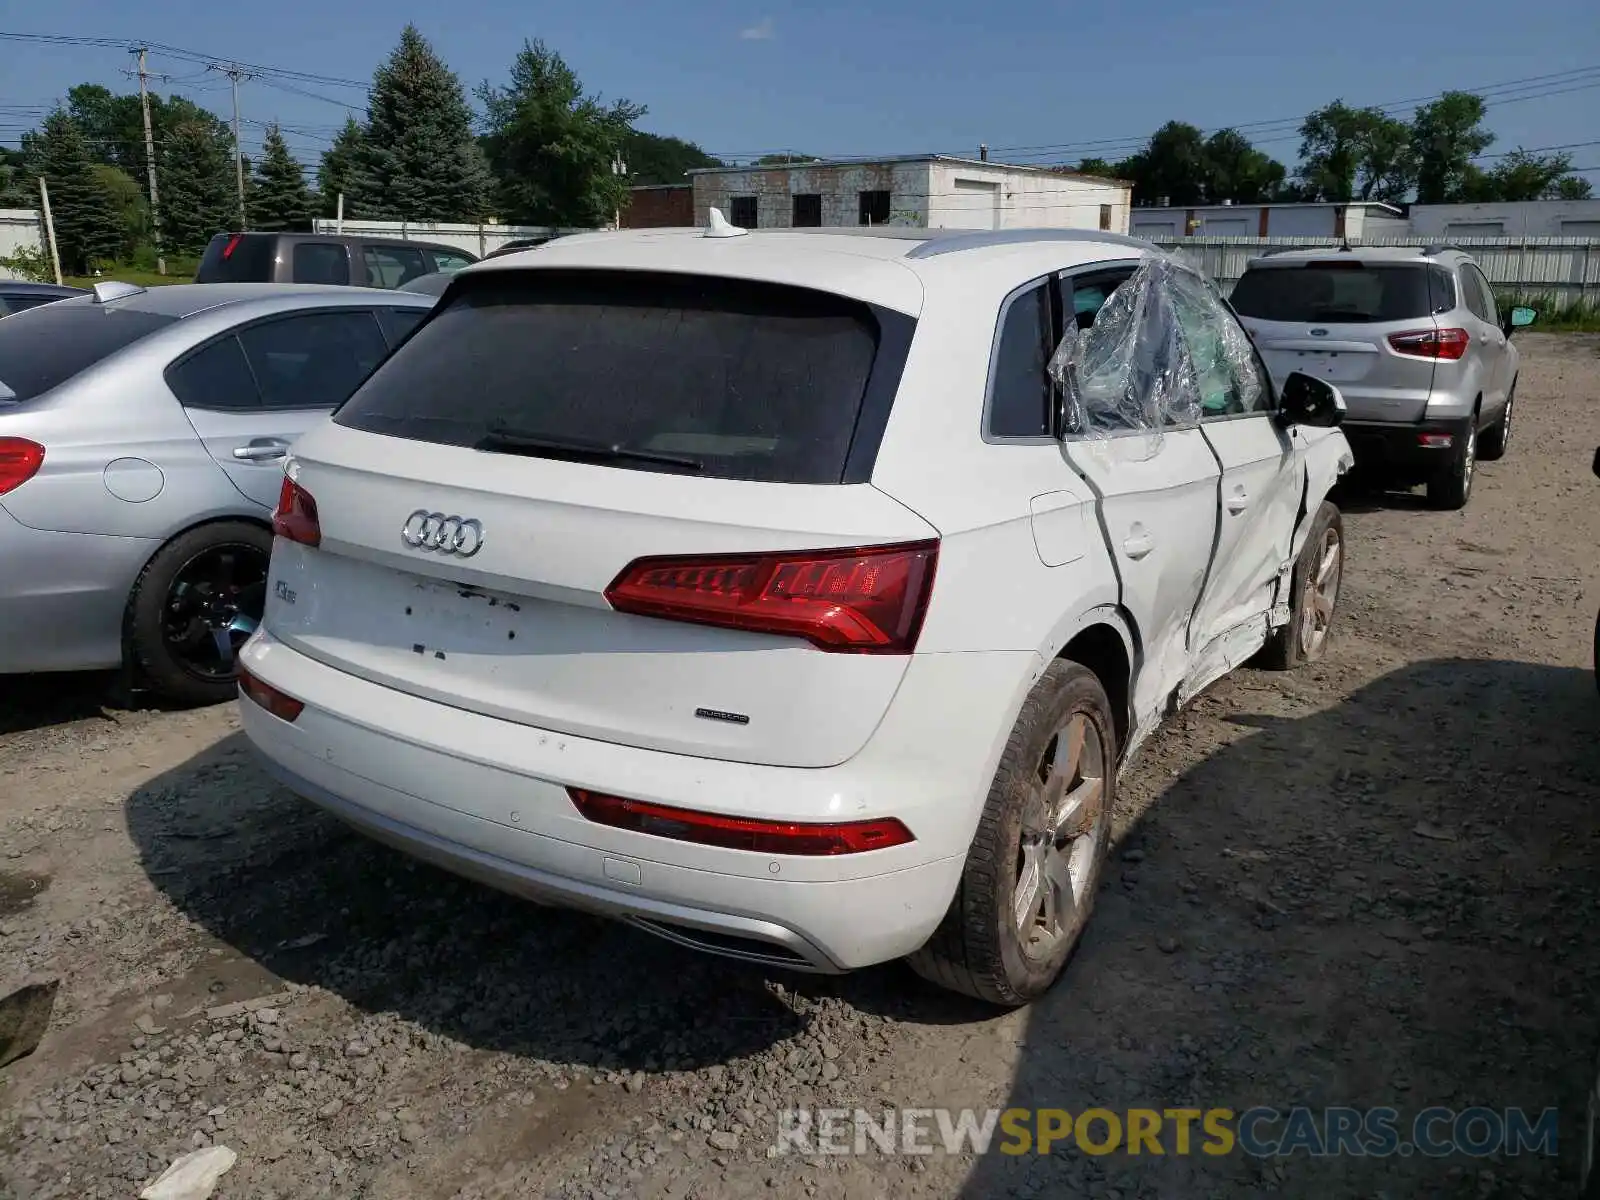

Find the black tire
[[1259, 501, 1344, 670], [1593, 608, 1599, 699], [1426, 419, 1476, 510], [1478, 379, 1515, 462], [126, 521, 273, 707], [907, 660, 1117, 1007]]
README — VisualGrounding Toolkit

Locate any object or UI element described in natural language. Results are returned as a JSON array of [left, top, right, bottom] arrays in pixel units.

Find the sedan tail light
[[272, 476, 321, 547], [569, 789, 914, 855], [0, 438, 44, 496], [1388, 328, 1469, 360], [238, 665, 304, 722], [604, 540, 938, 654]]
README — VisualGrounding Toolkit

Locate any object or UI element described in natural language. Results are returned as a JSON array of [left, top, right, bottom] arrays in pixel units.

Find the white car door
[[1057, 265, 1221, 725], [171, 308, 391, 511], [1169, 271, 1302, 691], [1464, 264, 1509, 415]]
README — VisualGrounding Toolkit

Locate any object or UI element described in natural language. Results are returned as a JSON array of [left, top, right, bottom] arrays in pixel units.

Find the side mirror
[[1505, 305, 1537, 335], [1276, 371, 1346, 429]]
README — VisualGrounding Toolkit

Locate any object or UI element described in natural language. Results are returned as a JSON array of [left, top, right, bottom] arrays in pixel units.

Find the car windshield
[[1230, 263, 1445, 324], [333, 269, 898, 484], [0, 303, 177, 402]]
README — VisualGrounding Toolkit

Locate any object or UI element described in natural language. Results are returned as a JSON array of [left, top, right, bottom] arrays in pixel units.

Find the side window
[[987, 281, 1055, 439], [363, 245, 430, 289], [1057, 267, 1137, 330], [1169, 271, 1268, 419], [291, 242, 350, 286], [1456, 270, 1489, 322], [1469, 266, 1499, 326], [237, 310, 389, 410], [378, 306, 428, 346], [167, 336, 261, 411], [1427, 267, 1456, 315], [429, 249, 474, 273], [1, 295, 51, 315]]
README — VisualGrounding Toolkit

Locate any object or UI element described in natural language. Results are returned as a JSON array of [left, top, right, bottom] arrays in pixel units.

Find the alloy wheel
[[1299, 525, 1342, 658], [162, 544, 268, 682], [1014, 712, 1106, 960]]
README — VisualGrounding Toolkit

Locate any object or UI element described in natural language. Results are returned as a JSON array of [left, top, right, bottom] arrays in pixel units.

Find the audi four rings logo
[[401, 510, 484, 557]]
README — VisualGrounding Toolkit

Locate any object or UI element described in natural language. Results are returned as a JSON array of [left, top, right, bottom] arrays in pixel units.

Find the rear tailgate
[[263, 265, 935, 769], [1233, 260, 1449, 423]]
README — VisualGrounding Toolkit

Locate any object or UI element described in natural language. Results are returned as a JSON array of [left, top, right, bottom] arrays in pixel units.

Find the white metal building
[[689, 157, 1132, 234], [1129, 201, 1407, 240], [1407, 200, 1600, 239], [0, 208, 43, 279]]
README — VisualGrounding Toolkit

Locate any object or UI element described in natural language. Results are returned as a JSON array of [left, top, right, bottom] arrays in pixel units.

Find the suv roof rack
[[904, 228, 1153, 259], [1421, 243, 1465, 257]]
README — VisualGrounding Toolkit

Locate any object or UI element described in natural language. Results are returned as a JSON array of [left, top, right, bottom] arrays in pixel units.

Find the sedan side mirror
[[1504, 305, 1537, 336], [1276, 371, 1346, 429]]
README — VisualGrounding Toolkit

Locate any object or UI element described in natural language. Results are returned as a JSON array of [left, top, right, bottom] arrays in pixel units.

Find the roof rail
[[1421, 243, 1465, 257], [904, 227, 1155, 259]]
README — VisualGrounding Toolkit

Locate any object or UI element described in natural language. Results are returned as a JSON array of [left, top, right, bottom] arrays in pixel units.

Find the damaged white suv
[[238, 222, 1352, 1006]]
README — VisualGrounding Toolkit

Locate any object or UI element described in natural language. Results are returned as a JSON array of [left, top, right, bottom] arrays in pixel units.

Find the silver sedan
[[0, 281, 436, 704]]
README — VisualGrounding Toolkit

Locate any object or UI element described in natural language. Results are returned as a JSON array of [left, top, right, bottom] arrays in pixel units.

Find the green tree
[[161, 119, 236, 254], [67, 84, 236, 197], [478, 38, 645, 227], [91, 163, 147, 259], [354, 25, 492, 221], [250, 124, 315, 231], [1553, 175, 1594, 200], [1117, 121, 1210, 205], [1202, 129, 1285, 202], [0, 145, 29, 207], [1462, 149, 1590, 201], [1411, 91, 1494, 203], [24, 110, 124, 272], [316, 117, 369, 217], [751, 152, 818, 165], [622, 130, 722, 185], [1074, 157, 1119, 178]]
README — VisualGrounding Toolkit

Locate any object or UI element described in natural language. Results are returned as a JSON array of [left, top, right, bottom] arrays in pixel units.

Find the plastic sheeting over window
[[1047, 256, 1266, 458]]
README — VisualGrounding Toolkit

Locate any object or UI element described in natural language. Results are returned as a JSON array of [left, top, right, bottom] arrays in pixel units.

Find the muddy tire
[[1259, 502, 1344, 670], [126, 521, 272, 707], [907, 660, 1116, 1007], [1478, 380, 1514, 462], [1426, 420, 1476, 510]]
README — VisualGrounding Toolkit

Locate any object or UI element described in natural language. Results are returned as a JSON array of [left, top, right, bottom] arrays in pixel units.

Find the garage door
[[941, 179, 1000, 230]]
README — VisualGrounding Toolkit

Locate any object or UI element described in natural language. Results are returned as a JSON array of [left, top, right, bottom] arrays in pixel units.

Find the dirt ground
[[4, 333, 1600, 1200]]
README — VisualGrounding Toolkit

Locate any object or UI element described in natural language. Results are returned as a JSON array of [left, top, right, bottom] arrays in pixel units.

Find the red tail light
[[604, 540, 938, 654], [569, 789, 914, 856], [272, 476, 321, 547], [221, 233, 243, 260], [238, 665, 304, 722], [0, 438, 44, 496], [1388, 328, 1469, 360]]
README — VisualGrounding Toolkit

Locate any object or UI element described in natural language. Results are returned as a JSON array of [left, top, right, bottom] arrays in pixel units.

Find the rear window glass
[[334, 270, 893, 484], [1230, 263, 1446, 324], [0, 303, 176, 402], [196, 234, 279, 282]]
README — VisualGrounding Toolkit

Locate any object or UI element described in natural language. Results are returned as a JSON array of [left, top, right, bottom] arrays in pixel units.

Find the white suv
[[238, 221, 1353, 1006]]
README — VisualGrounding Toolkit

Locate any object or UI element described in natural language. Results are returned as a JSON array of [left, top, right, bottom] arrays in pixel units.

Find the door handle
[[1122, 530, 1154, 560], [232, 440, 290, 462], [1225, 489, 1250, 514]]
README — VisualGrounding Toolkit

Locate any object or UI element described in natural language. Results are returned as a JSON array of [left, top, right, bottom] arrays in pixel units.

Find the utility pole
[[611, 154, 627, 230], [38, 177, 63, 285], [130, 48, 166, 275], [208, 62, 257, 230]]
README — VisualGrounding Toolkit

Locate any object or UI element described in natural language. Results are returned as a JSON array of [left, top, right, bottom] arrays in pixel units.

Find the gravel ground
[[3, 333, 1600, 1199]]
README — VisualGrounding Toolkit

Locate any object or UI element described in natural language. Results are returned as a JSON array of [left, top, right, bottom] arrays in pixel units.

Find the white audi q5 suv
[[238, 218, 1352, 1006]]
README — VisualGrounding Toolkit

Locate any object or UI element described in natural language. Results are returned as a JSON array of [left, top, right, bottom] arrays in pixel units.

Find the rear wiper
[[475, 424, 704, 471]]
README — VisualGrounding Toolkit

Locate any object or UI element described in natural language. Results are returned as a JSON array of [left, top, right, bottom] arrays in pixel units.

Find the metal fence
[[1148, 236, 1600, 309]]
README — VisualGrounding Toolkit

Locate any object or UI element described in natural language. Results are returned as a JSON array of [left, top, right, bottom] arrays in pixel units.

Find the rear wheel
[[1477, 380, 1515, 461], [908, 661, 1116, 1007], [1426, 419, 1475, 510], [127, 522, 272, 706]]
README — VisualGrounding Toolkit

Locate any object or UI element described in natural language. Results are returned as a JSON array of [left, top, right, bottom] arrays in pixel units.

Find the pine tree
[[250, 125, 315, 231], [352, 25, 492, 221], [161, 119, 236, 254], [24, 110, 125, 273], [316, 117, 370, 218]]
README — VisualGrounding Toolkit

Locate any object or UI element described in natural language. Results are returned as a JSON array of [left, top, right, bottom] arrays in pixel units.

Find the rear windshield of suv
[[196, 234, 279, 283], [0, 303, 176, 402], [1230, 263, 1453, 324], [334, 270, 900, 484]]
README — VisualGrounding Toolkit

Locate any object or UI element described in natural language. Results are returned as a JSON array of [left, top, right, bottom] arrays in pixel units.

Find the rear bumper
[[0, 502, 153, 674], [237, 630, 1030, 971], [1340, 416, 1472, 475]]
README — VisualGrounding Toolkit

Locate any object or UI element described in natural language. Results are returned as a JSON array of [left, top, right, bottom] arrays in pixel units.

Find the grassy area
[[1496, 293, 1600, 333], [63, 268, 192, 288]]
